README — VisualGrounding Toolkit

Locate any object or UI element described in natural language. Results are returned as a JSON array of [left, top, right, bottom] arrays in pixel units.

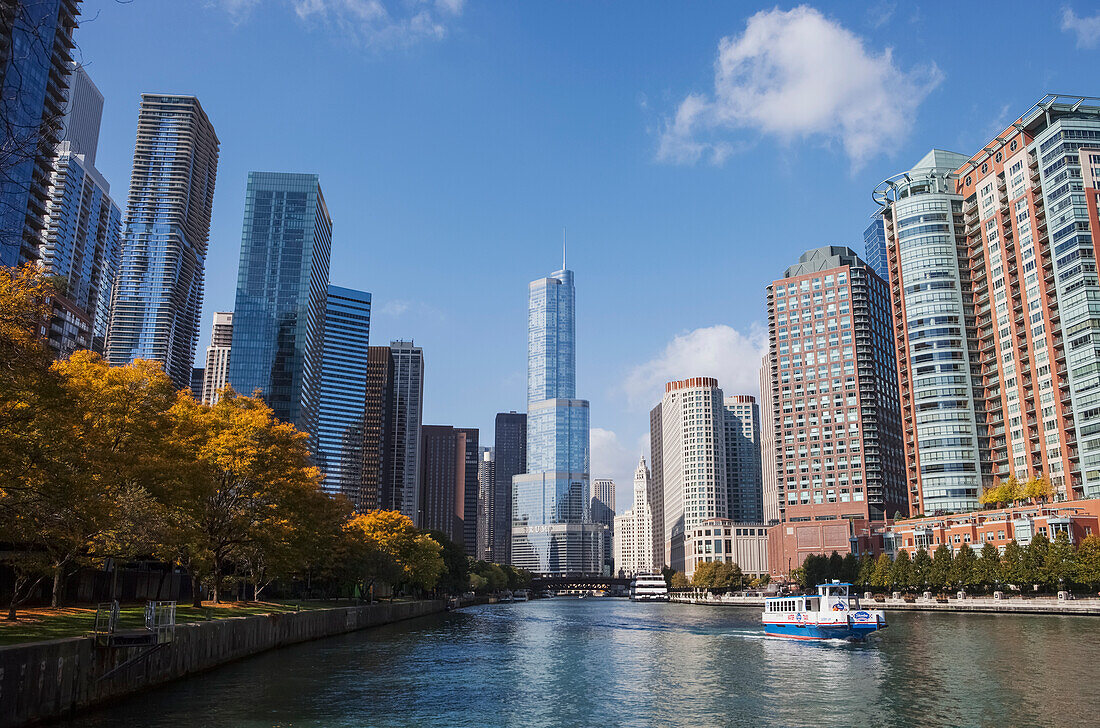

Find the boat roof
[[817, 582, 853, 587]]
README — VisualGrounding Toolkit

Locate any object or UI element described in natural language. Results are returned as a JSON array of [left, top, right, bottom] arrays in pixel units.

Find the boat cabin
[[764, 582, 862, 614]]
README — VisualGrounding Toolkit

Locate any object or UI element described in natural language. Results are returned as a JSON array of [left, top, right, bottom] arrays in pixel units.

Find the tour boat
[[762, 581, 885, 641], [630, 573, 670, 602]]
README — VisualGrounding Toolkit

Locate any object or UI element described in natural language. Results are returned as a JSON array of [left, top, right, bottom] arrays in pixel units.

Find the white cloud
[[658, 5, 942, 169], [214, 0, 464, 47], [380, 300, 411, 316], [1062, 7, 1100, 49], [623, 324, 767, 410]]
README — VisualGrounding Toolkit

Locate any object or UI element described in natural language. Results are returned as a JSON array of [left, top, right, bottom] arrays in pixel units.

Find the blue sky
[[76, 1, 1099, 510]]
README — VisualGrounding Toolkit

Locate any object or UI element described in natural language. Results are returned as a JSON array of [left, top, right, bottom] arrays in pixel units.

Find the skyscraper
[[200, 312, 232, 405], [0, 0, 80, 267], [875, 95, 1100, 507], [384, 340, 424, 522], [655, 377, 728, 573], [359, 346, 395, 513], [316, 285, 371, 501], [492, 411, 526, 564], [648, 403, 665, 568], [512, 265, 602, 576], [226, 172, 330, 438], [41, 65, 121, 356], [477, 448, 494, 561], [455, 427, 480, 556], [862, 214, 888, 281], [591, 479, 616, 530], [613, 456, 654, 577], [106, 95, 219, 389], [759, 354, 780, 524], [419, 425, 465, 544], [723, 395, 763, 523], [766, 246, 907, 523]]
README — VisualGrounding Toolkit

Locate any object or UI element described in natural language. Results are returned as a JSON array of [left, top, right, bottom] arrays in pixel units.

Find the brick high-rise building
[[358, 346, 395, 513], [874, 95, 1100, 509], [765, 246, 907, 524]]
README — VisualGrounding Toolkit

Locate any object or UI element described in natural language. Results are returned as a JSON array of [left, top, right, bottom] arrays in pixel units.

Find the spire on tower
[[562, 227, 567, 270]]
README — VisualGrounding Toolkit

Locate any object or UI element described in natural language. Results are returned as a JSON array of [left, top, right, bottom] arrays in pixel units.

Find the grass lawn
[[0, 600, 356, 647]]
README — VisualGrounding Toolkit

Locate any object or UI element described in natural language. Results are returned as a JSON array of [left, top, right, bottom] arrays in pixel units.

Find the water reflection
[[63, 599, 1100, 727]]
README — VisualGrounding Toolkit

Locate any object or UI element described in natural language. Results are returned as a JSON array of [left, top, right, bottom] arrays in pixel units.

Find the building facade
[[685, 518, 769, 580], [106, 95, 219, 389], [613, 456, 654, 577], [492, 411, 526, 564], [419, 425, 465, 544], [40, 66, 120, 355], [477, 448, 494, 561], [226, 172, 330, 439], [648, 403, 665, 569], [200, 312, 232, 405], [358, 346, 395, 513], [766, 246, 907, 524], [316, 285, 371, 501], [875, 97, 1100, 508], [456, 427, 480, 555], [656, 377, 728, 573], [862, 214, 888, 281], [384, 340, 424, 523], [759, 354, 780, 524], [512, 266, 602, 576], [724, 394, 764, 523], [0, 0, 79, 267], [591, 477, 615, 575]]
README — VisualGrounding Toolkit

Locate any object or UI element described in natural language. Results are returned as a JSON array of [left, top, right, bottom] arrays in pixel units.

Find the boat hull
[[763, 622, 882, 641]]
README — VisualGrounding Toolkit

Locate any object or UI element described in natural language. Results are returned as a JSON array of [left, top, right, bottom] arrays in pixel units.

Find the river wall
[[0, 599, 444, 728], [670, 593, 1100, 615]]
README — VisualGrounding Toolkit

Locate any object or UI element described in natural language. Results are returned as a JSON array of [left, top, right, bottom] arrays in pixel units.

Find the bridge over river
[[529, 576, 632, 596]]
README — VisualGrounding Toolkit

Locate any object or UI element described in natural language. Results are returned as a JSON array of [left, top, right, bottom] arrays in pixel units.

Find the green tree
[[856, 553, 875, 589], [929, 545, 953, 592], [1043, 532, 1075, 592], [827, 552, 844, 582], [951, 545, 977, 591], [1074, 535, 1100, 593], [426, 530, 469, 595], [670, 571, 689, 589], [691, 561, 718, 588], [840, 553, 859, 584], [1023, 533, 1050, 590], [975, 543, 1001, 593], [870, 553, 892, 590], [1002, 540, 1026, 588], [890, 550, 913, 591], [911, 548, 932, 591]]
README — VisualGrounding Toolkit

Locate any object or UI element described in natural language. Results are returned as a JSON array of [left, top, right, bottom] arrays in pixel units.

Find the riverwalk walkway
[[670, 591, 1100, 615]]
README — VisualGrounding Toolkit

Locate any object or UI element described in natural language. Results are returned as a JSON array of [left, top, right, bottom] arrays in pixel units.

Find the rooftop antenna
[[562, 227, 567, 270]]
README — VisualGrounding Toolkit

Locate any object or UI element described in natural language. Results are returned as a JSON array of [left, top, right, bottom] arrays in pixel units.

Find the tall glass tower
[[316, 285, 371, 502], [105, 95, 219, 389], [226, 172, 331, 440], [512, 264, 602, 576]]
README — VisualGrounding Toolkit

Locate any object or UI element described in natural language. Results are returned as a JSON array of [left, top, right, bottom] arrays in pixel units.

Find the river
[[65, 598, 1100, 727]]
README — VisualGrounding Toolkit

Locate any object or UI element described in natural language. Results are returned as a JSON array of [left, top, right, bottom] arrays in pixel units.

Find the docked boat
[[762, 581, 885, 641], [630, 573, 670, 602], [513, 589, 529, 602]]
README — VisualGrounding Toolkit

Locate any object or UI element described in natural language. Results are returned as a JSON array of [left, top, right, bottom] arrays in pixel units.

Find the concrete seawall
[[0, 600, 444, 727], [670, 594, 1100, 615]]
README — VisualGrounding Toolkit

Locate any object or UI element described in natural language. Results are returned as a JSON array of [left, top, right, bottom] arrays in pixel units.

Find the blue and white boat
[[762, 581, 885, 641]]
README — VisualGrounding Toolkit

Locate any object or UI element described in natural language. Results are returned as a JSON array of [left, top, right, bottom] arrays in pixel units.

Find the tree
[[951, 545, 976, 591], [911, 548, 932, 592], [856, 553, 875, 589], [827, 552, 844, 582], [890, 550, 913, 591], [1002, 540, 1026, 589], [1074, 535, 1100, 593], [661, 565, 675, 589], [402, 534, 444, 593], [427, 530, 469, 595], [1043, 532, 1075, 592], [929, 545, 953, 592], [669, 571, 689, 589], [691, 561, 718, 588], [1022, 477, 1053, 504], [162, 390, 324, 604], [840, 553, 859, 584], [870, 553, 892, 590], [975, 543, 1001, 592], [1022, 533, 1050, 590]]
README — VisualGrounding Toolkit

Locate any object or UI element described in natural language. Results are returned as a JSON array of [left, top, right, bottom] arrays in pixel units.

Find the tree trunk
[[212, 561, 221, 604], [191, 573, 203, 608], [51, 566, 62, 608]]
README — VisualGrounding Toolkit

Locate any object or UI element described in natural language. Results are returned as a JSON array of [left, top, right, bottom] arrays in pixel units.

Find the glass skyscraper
[[512, 265, 603, 576], [384, 340, 424, 523], [106, 95, 219, 389], [0, 0, 79, 267], [316, 285, 371, 502], [226, 172, 331, 439], [862, 214, 888, 281]]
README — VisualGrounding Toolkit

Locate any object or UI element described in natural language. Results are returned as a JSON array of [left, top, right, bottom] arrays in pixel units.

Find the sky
[[73, 0, 1099, 512]]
